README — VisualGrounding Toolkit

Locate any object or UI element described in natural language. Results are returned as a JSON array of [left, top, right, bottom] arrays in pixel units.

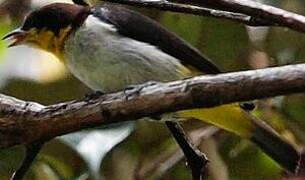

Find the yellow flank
[[177, 104, 255, 137], [174, 67, 255, 138], [175, 65, 194, 78], [25, 26, 72, 62]]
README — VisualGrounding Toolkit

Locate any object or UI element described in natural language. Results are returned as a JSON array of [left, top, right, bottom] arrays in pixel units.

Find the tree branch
[[101, 0, 305, 33], [190, 0, 305, 33], [101, 0, 273, 26], [1, 63, 305, 149]]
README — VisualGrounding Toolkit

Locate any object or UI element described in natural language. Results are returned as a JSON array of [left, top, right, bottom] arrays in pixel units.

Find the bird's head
[[2, 3, 90, 60]]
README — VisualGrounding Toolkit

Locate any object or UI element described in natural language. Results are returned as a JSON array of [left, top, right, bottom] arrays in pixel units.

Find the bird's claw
[[84, 91, 104, 101], [123, 85, 142, 100], [124, 81, 158, 100]]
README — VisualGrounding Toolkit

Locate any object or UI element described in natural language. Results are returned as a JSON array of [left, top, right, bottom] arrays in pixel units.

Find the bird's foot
[[84, 91, 105, 101], [124, 81, 158, 100]]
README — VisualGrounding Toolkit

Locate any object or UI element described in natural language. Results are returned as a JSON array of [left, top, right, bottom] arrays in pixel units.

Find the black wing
[[91, 4, 221, 74]]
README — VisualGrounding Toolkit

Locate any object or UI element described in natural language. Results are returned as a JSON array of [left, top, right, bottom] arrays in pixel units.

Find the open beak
[[2, 29, 27, 47]]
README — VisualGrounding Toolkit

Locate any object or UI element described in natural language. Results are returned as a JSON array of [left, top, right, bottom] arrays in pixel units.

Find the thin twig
[[137, 126, 219, 179], [10, 142, 44, 180], [182, 0, 305, 33], [101, 0, 273, 26], [166, 121, 208, 180], [101, 0, 305, 33]]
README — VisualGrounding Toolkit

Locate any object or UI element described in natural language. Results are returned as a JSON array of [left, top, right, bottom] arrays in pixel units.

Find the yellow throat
[[26, 26, 72, 62]]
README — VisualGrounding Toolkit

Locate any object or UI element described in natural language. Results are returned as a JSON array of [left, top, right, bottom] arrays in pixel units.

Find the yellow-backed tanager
[[3, 2, 302, 175]]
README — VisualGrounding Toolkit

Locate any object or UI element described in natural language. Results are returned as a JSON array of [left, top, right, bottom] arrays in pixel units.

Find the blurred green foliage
[[0, 24, 10, 63], [1, 0, 305, 179]]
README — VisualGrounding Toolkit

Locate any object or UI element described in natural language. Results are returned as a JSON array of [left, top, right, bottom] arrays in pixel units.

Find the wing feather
[[91, 4, 221, 74]]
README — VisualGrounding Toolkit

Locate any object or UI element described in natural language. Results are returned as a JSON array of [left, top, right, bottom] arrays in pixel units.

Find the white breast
[[64, 15, 192, 92]]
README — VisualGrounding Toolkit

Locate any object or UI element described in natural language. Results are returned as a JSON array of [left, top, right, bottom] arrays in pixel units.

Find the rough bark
[[1, 64, 305, 148]]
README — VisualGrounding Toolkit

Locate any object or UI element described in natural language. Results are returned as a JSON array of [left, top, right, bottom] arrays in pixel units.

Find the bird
[[2, 1, 301, 177]]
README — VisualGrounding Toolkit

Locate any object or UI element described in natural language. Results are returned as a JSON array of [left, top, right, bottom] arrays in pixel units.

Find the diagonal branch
[[101, 0, 273, 26], [137, 126, 219, 179], [1, 63, 305, 149], [189, 0, 305, 33], [101, 0, 305, 33]]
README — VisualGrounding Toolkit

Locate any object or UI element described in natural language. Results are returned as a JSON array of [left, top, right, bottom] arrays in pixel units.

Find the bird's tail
[[177, 104, 301, 174]]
